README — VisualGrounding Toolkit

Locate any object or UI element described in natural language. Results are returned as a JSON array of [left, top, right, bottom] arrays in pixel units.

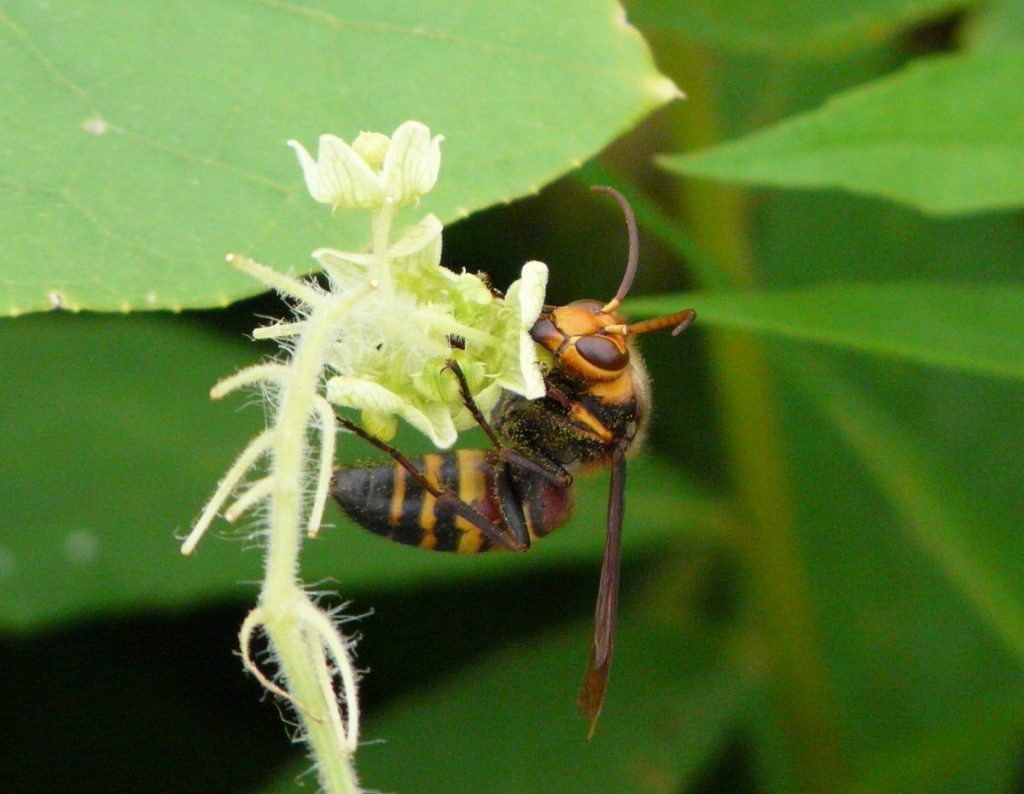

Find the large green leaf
[[0, 313, 719, 630], [660, 50, 1024, 215], [644, 35, 1024, 793], [716, 114, 1024, 791], [631, 0, 967, 58], [629, 282, 1024, 382], [0, 1, 676, 315]]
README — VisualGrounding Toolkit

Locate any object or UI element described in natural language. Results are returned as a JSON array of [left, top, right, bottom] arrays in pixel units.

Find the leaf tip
[[648, 75, 685, 103]]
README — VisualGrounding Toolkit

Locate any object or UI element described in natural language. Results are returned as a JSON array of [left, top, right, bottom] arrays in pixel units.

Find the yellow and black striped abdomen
[[330, 449, 573, 553]]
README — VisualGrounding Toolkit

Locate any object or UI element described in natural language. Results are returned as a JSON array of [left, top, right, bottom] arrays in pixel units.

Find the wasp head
[[530, 300, 631, 382], [528, 187, 695, 384]]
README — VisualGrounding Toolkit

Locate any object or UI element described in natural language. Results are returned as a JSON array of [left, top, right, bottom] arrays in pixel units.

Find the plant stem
[[666, 40, 847, 790], [260, 288, 370, 794], [370, 202, 395, 294]]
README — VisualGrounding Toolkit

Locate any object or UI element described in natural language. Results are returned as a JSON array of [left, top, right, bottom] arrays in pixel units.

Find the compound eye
[[529, 316, 562, 351], [575, 334, 628, 373]]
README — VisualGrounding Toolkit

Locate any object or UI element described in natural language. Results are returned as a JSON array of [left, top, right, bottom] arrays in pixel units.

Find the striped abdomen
[[330, 449, 573, 553]]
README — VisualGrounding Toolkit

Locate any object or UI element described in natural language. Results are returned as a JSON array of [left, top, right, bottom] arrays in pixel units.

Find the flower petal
[[380, 121, 443, 205], [502, 261, 548, 398], [288, 135, 383, 208], [327, 376, 457, 448], [387, 214, 443, 260], [514, 260, 548, 328], [313, 248, 370, 282], [516, 330, 545, 398], [360, 410, 398, 442]]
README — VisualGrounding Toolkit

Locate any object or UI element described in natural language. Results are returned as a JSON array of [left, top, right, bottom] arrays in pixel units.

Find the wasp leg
[[443, 360, 572, 550], [336, 416, 527, 552], [500, 447, 572, 489], [444, 360, 571, 489], [443, 359, 503, 448], [543, 381, 616, 447], [577, 439, 627, 739], [490, 453, 532, 550]]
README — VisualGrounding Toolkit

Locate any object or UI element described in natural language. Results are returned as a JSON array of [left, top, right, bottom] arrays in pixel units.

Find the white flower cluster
[[186, 123, 549, 786], [286, 121, 548, 447]]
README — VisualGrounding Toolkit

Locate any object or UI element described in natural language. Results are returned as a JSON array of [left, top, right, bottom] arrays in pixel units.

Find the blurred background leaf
[[265, 603, 755, 794], [661, 50, 1024, 214], [632, 0, 971, 57], [630, 282, 1024, 382], [964, 0, 1024, 50]]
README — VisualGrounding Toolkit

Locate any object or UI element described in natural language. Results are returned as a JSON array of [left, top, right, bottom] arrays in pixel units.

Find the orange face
[[529, 300, 632, 383]]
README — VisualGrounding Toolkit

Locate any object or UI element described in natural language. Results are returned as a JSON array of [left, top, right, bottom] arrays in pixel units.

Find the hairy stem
[[259, 283, 374, 793]]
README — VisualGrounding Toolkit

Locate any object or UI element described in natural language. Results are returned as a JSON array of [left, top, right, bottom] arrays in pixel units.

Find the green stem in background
[[661, 39, 847, 789]]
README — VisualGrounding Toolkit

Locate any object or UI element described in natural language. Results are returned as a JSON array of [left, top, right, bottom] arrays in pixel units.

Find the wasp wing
[[577, 442, 626, 738]]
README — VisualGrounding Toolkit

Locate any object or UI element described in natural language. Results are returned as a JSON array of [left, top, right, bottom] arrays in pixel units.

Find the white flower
[[313, 214, 444, 282], [499, 261, 548, 399], [288, 121, 443, 209], [315, 234, 548, 447], [284, 121, 548, 448]]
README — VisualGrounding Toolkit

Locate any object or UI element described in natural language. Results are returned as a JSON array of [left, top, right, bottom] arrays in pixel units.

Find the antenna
[[591, 186, 638, 314], [591, 185, 697, 338]]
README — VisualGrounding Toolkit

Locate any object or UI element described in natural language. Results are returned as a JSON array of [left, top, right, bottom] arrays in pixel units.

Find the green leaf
[[791, 357, 1024, 665], [855, 683, 1024, 793], [0, 1, 676, 315], [263, 607, 753, 793], [963, 0, 1024, 51], [0, 313, 720, 630], [660, 50, 1024, 215], [771, 351, 1024, 793], [821, 381, 1024, 792], [631, 0, 967, 58], [0, 314, 260, 628], [719, 154, 1024, 792], [629, 282, 1024, 382]]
